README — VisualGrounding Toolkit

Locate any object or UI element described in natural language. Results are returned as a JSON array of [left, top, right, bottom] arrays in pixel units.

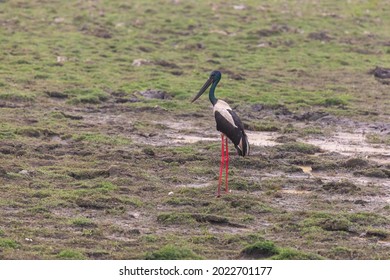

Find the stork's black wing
[[214, 109, 249, 156], [227, 109, 245, 131]]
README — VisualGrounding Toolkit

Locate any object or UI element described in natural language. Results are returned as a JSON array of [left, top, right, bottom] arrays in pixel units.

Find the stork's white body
[[213, 100, 249, 157]]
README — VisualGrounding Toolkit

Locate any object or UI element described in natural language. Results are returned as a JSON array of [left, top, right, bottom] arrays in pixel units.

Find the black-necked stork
[[191, 70, 250, 197]]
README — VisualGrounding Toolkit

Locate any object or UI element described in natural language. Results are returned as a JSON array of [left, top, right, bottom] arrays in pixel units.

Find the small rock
[[372, 66, 390, 79], [19, 170, 29, 175], [54, 17, 65, 23], [132, 59, 150, 66], [233, 4, 246, 10], [25, 238, 33, 242], [57, 56, 67, 63], [138, 89, 171, 100], [129, 212, 140, 219]]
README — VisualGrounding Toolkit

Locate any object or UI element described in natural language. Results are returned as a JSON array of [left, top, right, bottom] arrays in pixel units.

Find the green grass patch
[[301, 126, 324, 135], [241, 240, 323, 260], [302, 212, 353, 232], [0, 124, 16, 140], [0, 91, 35, 102], [70, 217, 97, 228], [65, 88, 109, 104], [145, 244, 203, 260], [241, 240, 279, 259], [245, 121, 280, 132], [57, 249, 86, 260], [276, 142, 322, 154], [73, 133, 131, 145], [271, 248, 324, 260], [157, 213, 196, 225], [0, 238, 20, 249]]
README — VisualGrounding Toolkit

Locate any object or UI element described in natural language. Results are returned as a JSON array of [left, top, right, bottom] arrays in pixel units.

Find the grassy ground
[[0, 0, 389, 259]]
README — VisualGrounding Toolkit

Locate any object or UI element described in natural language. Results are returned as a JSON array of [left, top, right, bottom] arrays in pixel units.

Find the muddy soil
[[1, 91, 390, 260]]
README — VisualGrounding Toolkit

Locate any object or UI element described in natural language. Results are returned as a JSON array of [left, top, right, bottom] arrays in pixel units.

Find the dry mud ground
[[1, 95, 389, 260]]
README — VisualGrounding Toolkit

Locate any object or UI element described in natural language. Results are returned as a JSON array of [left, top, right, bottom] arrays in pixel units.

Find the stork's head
[[191, 70, 221, 103]]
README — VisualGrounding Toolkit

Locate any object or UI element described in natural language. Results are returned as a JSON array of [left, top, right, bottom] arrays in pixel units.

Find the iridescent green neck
[[209, 81, 218, 105]]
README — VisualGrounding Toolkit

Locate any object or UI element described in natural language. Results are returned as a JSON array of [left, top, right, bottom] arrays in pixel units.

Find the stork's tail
[[235, 132, 250, 157]]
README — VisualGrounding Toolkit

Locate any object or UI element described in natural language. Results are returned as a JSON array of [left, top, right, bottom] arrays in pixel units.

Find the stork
[[191, 70, 250, 197]]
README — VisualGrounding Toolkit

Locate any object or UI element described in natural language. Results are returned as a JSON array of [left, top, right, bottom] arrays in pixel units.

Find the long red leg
[[217, 134, 225, 197], [225, 136, 229, 193]]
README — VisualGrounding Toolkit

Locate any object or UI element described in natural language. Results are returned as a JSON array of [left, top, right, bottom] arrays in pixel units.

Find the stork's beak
[[191, 77, 213, 103]]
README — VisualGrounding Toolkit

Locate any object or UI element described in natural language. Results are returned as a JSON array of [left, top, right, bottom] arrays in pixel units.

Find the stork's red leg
[[217, 134, 225, 197], [225, 136, 229, 193]]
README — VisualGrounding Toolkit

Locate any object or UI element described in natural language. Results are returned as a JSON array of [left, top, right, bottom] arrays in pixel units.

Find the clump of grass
[[365, 228, 389, 239], [0, 238, 20, 249], [0, 91, 35, 102], [225, 196, 273, 213], [142, 235, 159, 243], [241, 240, 323, 260], [301, 126, 324, 135], [0, 125, 16, 140], [145, 244, 203, 260], [322, 180, 361, 194], [329, 246, 359, 259], [261, 178, 284, 192], [342, 158, 369, 169], [16, 127, 41, 138], [66, 88, 109, 104], [302, 212, 353, 232], [69, 169, 110, 180], [276, 142, 322, 154], [122, 196, 143, 207], [241, 240, 279, 259], [354, 168, 390, 178], [366, 133, 390, 145], [282, 124, 296, 134], [347, 212, 388, 227], [157, 212, 195, 224], [57, 249, 86, 260], [246, 121, 280, 132], [70, 217, 97, 228], [165, 197, 204, 207], [320, 96, 348, 107], [94, 181, 118, 192], [271, 248, 323, 260], [73, 133, 131, 145]]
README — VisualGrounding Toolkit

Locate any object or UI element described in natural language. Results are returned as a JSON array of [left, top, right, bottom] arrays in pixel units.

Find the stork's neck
[[209, 81, 218, 106]]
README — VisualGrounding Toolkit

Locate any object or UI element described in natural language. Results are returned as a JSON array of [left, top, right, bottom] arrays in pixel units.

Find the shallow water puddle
[[306, 132, 389, 157], [171, 135, 216, 144], [160, 119, 389, 163], [245, 131, 279, 147], [170, 131, 279, 146]]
